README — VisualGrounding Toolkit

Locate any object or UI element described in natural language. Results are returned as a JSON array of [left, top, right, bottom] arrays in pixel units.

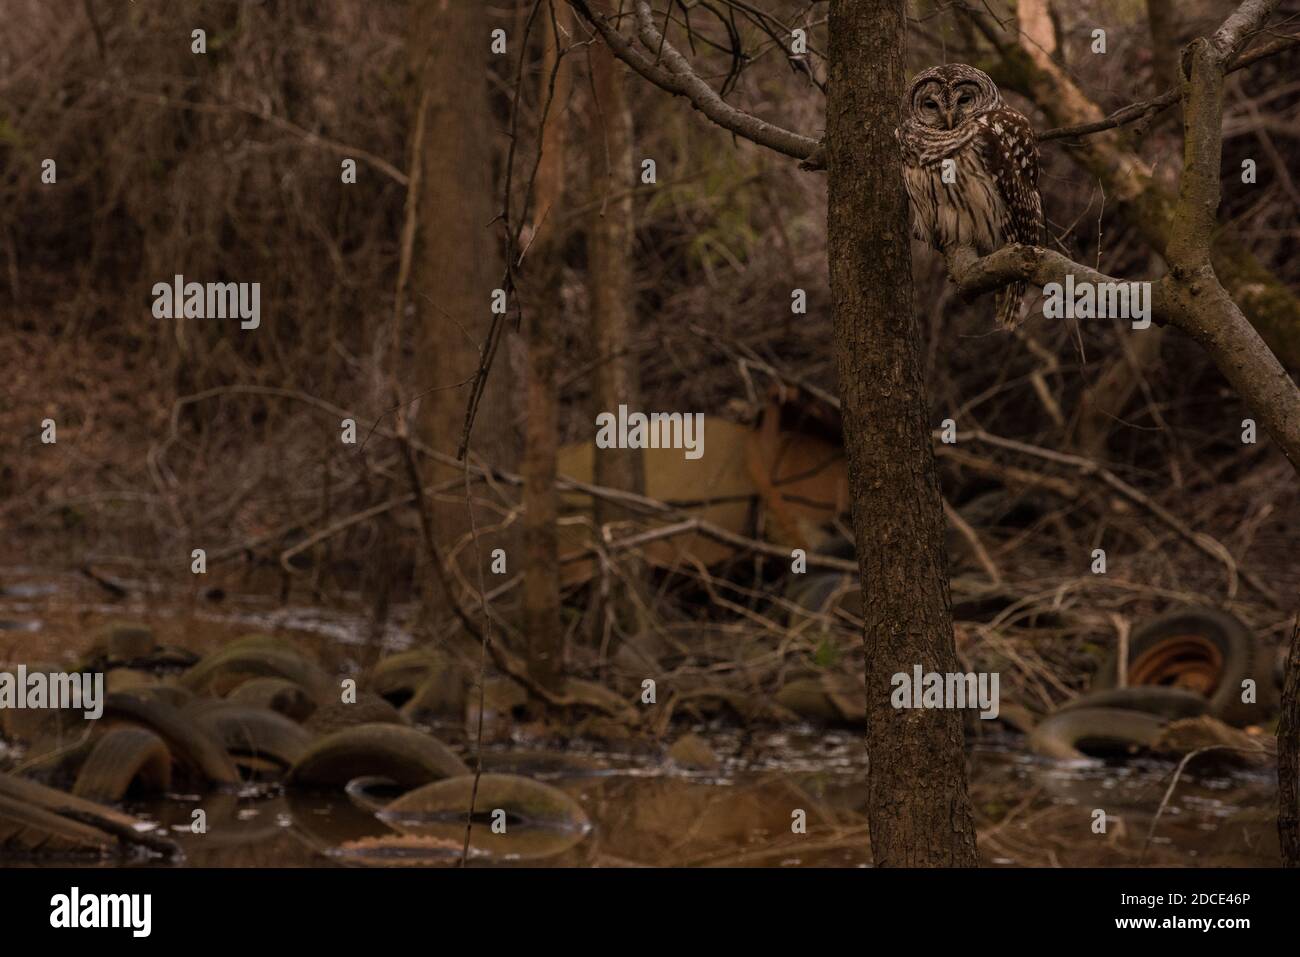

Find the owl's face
[[907, 65, 1000, 130]]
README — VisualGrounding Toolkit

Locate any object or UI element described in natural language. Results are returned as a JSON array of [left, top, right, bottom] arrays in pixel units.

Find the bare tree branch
[[944, 242, 1300, 471], [1280, 613, 1300, 867], [1210, 0, 1282, 58], [568, 0, 822, 165], [1169, 0, 1283, 268], [966, 0, 1300, 368], [942, 0, 1300, 473], [1037, 34, 1299, 142], [943, 244, 1168, 317]]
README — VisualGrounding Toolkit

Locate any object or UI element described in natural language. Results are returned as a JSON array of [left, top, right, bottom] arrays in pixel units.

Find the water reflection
[[0, 567, 1283, 868]]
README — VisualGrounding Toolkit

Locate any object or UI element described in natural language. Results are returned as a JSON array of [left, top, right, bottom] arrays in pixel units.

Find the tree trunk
[[408, 0, 518, 616], [521, 5, 571, 694], [586, 36, 646, 643], [826, 0, 979, 867], [1280, 616, 1300, 867]]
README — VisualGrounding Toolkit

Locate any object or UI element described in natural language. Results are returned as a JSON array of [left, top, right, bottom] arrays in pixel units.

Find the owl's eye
[[957, 94, 973, 106], [923, 99, 938, 111]]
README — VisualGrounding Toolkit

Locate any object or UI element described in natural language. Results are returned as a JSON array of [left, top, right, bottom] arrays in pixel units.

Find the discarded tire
[[105, 668, 158, 694], [401, 673, 469, 722], [774, 673, 863, 724], [12, 737, 99, 785], [1057, 686, 1211, 721], [72, 728, 172, 802], [134, 684, 195, 710], [286, 723, 468, 790], [782, 572, 861, 625], [185, 701, 313, 769], [78, 625, 154, 668], [227, 677, 316, 722], [305, 692, 406, 736], [343, 776, 404, 815], [463, 676, 529, 741], [368, 650, 453, 707], [378, 773, 591, 862], [1028, 707, 1168, 762], [102, 692, 240, 787], [136, 647, 202, 672], [179, 644, 332, 702], [225, 633, 302, 655], [98, 625, 156, 661], [1094, 607, 1271, 726]]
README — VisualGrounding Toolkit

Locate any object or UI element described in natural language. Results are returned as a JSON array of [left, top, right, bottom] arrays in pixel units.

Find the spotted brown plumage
[[897, 64, 1044, 329]]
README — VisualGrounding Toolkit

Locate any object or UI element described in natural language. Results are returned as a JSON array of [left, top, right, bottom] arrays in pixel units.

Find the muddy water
[[0, 567, 1281, 867]]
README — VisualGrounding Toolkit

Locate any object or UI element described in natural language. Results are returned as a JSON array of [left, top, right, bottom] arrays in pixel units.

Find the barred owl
[[897, 64, 1043, 329]]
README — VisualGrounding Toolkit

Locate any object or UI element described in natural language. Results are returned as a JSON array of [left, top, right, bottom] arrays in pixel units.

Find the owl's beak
[[941, 107, 956, 129]]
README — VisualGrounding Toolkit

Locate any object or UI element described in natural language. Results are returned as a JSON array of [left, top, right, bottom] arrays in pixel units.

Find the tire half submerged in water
[[1028, 707, 1169, 762], [72, 727, 172, 803], [363, 773, 592, 863], [179, 643, 333, 703], [305, 693, 406, 736], [286, 723, 468, 790], [184, 701, 313, 771], [227, 677, 316, 722], [1094, 606, 1272, 726], [103, 692, 241, 787], [1056, 686, 1210, 721]]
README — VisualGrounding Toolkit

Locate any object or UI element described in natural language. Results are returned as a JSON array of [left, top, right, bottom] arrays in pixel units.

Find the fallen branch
[[53, 807, 183, 861], [1141, 743, 1271, 861], [278, 494, 416, 573], [105, 85, 410, 186]]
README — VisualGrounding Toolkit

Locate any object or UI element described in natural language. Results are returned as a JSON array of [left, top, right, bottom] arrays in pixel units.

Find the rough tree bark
[[570, 0, 979, 866], [408, 0, 517, 610], [1279, 615, 1300, 867], [827, 0, 979, 867], [520, 5, 571, 694], [586, 32, 647, 636]]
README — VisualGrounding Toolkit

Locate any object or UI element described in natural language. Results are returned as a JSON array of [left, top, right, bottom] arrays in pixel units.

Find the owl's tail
[[996, 281, 1026, 330]]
